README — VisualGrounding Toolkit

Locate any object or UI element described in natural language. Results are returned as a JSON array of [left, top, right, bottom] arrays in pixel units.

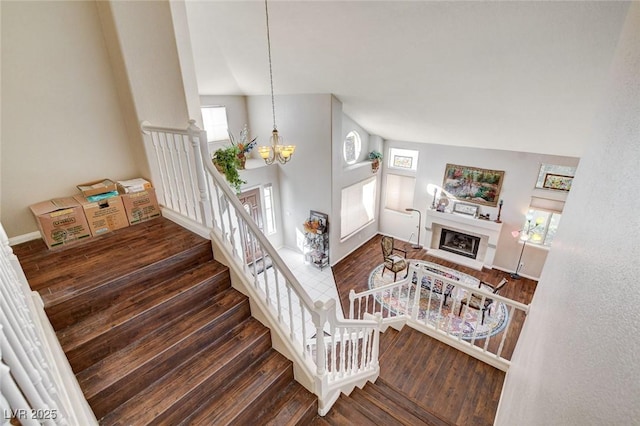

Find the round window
[[343, 130, 362, 165]]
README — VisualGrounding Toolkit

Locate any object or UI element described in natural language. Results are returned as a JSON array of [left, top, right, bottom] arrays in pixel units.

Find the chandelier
[[257, 0, 295, 165]]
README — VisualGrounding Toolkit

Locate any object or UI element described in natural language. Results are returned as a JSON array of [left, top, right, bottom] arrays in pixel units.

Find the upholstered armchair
[[381, 236, 408, 281], [458, 278, 508, 325]]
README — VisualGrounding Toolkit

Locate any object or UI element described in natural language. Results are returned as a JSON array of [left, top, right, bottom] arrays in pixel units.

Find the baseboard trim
[[9, 231, 41, 246], [492, 265, 539, 282], [161, 208, 211, 240]]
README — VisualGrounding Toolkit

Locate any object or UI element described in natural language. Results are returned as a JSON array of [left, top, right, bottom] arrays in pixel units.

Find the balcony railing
[[349, 261, 529, 371], [140, 120, 380, 414]]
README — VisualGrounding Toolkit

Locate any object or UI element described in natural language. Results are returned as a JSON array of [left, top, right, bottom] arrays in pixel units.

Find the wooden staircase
[[15, 217, 463, 425], [310, 327, 453, 426], [312, 378, 451, 425], [14, 217, 317, 425]]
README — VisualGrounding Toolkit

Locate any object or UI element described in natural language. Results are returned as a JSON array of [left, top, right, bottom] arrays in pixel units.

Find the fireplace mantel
[[425, 209, 503, 270]]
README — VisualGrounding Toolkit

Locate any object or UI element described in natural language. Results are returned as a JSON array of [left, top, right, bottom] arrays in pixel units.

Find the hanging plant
[[212, 145, 246, 193]]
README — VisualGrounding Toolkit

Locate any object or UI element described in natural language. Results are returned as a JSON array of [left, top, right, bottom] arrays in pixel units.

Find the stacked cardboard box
[[74, 179, 129, 237], [29, 177, 159, 250], [117, 179, 161, 225], [29, 198, 92, 250]]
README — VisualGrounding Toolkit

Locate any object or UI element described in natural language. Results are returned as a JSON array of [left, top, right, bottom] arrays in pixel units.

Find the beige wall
[[1, 1, 139, 237]]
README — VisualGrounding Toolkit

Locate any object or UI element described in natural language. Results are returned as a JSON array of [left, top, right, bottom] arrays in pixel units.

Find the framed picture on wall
[[542, 173, 573, 191], [535, 163, 576, 190], [392, 155, 413, 169], [304, 210, 328, 234], [442, 163, 505, 207], [453, 202, 479, 216]]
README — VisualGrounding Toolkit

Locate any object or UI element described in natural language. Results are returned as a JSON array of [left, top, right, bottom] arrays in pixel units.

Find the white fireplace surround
[[425, 209, 503, 270]]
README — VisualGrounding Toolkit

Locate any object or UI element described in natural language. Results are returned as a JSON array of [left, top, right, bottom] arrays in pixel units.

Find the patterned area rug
[[368, 260, 508, 340]]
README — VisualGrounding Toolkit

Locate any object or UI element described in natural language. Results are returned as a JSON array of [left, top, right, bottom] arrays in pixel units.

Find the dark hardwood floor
[[331, 234, 537, 425]]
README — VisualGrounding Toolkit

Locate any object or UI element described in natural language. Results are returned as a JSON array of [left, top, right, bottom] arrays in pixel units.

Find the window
[[263, 184, 276, 235], [384, 174, 416, 213], [340, 176, 377, 240], [343, 130, 362, 165], [388, 148, 419, 171], [522, 209, 562, 247], [201, 106, 229, 142]]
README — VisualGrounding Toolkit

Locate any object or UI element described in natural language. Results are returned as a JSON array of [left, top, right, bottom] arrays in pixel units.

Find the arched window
[[343, 130, 362, 165]]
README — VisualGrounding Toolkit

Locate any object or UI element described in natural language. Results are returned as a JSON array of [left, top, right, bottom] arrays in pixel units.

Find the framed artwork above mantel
[[442, 163, 505, 207]]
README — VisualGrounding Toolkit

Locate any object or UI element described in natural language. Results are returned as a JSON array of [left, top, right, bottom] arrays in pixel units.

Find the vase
[[371, 159, 380, 173], [237, 153, 246, 170]]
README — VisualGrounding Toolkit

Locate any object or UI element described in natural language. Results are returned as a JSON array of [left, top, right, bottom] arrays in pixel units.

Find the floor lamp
[[405, 208, 422, 249], [510, 215, 543, 279]]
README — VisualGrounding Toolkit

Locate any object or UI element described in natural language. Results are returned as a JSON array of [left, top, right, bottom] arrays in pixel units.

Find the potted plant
[[229, 124, 257, 170], [369, 150, 383, 173], [212, 145, 246, 193]]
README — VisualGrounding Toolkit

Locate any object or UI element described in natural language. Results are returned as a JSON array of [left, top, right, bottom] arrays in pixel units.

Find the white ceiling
[[185, 1, 630, 157]]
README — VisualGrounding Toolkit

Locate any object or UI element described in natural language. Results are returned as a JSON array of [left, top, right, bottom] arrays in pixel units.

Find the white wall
[[496, 3, 640, 424], [330, 99, 383, 264], [1, 1, 139, 237], [247, 94, 333, 251], [379, 140, 578, 279]]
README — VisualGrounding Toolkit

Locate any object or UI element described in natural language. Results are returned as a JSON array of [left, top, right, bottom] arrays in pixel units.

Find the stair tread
[[324, 395, 378, 425], [351, 387, 417, 426], [77, 287, 249, 399], [369, 378, 452, 426], [181, 349, 294, 425], [261, 381, 318, 426], [43, 241, 213, 310], [99, 318, 272, 426], [58, 260, 228, 351], [25, 218, 209, 297], [23, 218, 210, 302]]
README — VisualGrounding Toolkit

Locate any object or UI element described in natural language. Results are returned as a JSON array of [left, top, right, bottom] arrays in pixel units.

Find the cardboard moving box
[[77, 179, 117, 197], [73, 194, 129, 237], [117, 178, 152, 194], [29, 197, 92, 249], [120, 187, 161, 225]]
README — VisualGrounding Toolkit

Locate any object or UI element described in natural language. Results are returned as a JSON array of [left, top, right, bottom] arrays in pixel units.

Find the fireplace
[[439, 228, 481, 259], [425, 209, 503, 270]]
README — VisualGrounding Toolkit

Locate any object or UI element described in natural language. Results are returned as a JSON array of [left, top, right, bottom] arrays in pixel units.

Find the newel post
[[348, 289, 356, 319], [313, 300, 330, 378], [186, 119, 214, 228]]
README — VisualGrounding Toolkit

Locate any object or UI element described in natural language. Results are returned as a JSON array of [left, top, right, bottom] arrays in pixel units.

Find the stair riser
[[88, 298, 251, 418], [158, 333, 275, 425], [65, 271, 228, 372], [46, 243, 213, 330]]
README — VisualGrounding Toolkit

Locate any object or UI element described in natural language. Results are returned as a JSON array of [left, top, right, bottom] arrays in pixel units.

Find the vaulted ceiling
[[185, 1, 630, 157]]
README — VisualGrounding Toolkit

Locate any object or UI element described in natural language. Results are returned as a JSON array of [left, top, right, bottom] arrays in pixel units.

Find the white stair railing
[[140, 120, 380, 415], [349, 261, 529, 371], [0, 224, 98, 425]]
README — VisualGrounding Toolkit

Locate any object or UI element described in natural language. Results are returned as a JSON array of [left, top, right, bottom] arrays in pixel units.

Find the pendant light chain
[[265, 0, 277, 131]]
